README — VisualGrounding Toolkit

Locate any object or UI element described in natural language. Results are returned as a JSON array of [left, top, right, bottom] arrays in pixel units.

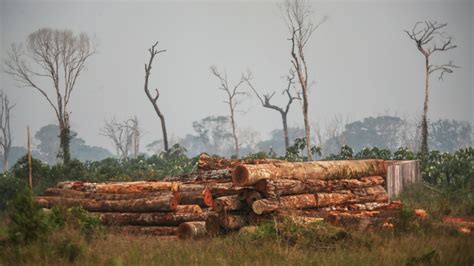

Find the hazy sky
[[1, 0, 472, 153]]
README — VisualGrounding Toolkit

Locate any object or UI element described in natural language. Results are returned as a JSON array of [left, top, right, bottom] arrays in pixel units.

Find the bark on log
[[315, 186, 388, 207], [244, 191, 263, 208], [179, 188, 213, 207], [325, 210, 387, 229], [36, 195, 178, 212], [197, 153, 286, 171], [177, 221, 207, 239], [218, 212, 248, 230], [176, 205, 203, 214], [254, 176, 384, 198], [44, 188, 179, 201], [252, 194, 317, 215], [163, 169, 232, 182], [112, 226, 178, 236], [212, 195, 246, 212], [205, 213, 221, 236], [57, 181, 179, 193], [99, 212, 210, 226], [179, 182, 248, 198], [232, 160, 387, 186]]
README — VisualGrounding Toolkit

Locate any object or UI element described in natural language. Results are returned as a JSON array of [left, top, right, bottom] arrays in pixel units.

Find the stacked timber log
[[37, 155, 404, 238]]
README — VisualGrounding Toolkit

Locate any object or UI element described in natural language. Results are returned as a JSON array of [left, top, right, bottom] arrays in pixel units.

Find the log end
[[202, 188, 214, 207], [178, 221, 207, 239], [232, 165, 249, 186], [251, 200, 265, 215]]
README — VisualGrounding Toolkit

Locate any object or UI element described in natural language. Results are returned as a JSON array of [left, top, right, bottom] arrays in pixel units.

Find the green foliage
[[0, 172, 27, 211], [392, 207, 432, 235], [7, 189, 48, 243], [284, 137, 322, 161], [355, 147, 392, 160], [49, 206, 102, 242]]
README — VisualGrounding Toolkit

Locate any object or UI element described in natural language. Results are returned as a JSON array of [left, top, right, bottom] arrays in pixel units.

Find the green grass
[[0, 222, 473, 266]]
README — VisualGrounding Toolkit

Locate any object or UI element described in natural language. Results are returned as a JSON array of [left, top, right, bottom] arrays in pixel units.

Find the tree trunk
[[58, 119, 71, 164], [420, 56, 430, 155], [218, 213, 248, 230], [252, 194, 317, 215], [232, 160, 387, 186], [177, 221, 207, 239], [282, 112, 290, 151], [179, 189, 213, 207], [99, 212, 210, 226], [302, 88, 312, 161], [43, 188, 178, 201], [57, 181, 179, 193], [197, 153, 285, 171], [254, 176, 385, 198], [212, 195, 246, 212], [315, 186, 388, 207], [36, 195, 178, 212], [112, 226, 178, 236], [229, 104, 239, 158], [179, 182, 249, 198], [157, 110, 169, 151]]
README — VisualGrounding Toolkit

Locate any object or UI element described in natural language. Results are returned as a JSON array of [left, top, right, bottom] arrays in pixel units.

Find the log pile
[[37, 154, 405, 238]]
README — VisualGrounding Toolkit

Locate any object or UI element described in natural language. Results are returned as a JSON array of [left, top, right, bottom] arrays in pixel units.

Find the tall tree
[[244, 70, 300, 150], [282, 0, 326, 160], [405, 21, 458, 155], [144, 41, 169, 151], [0, 91, 14, 170], [4, 28, 95, 164], [210, 66, 250, 158]]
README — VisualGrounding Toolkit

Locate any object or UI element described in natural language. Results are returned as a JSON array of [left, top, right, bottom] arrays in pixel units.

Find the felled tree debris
[[197, 153, 286, 171]]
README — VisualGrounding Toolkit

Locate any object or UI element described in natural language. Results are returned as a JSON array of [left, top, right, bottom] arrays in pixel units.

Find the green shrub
[[0, 172, 27, 211], [49, 206, 103, 242], [7, 189, 48, 243]]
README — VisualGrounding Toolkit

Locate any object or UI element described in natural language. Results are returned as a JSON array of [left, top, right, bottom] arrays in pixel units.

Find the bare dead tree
[[128, 116, 141, 158], [282, 0, 327, 160], [405, 21, 458, 155], [144, 41, 169, 151], [0, 91, 14, 170], [244, 70, 300, 150], [4, 28, 95, 164], [210, 65, 249, 158], [101, 118, 134, 160]]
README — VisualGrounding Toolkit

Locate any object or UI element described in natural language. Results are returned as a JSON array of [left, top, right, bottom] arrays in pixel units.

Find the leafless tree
[[244, 70, 300, 150], [4, 28, 95, 164], [282, 0, 327, 160], [404, 21, 458, 155], [101, 117, 141, 160], [210, 65, 250, 158], [0, 91, 14, 170], [144, 41, 169, 151]]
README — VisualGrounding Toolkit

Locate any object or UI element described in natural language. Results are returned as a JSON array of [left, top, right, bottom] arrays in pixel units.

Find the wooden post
[[27, 126, 33, 191]]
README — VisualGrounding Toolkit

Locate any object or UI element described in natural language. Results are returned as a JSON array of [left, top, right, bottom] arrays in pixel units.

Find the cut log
[[232, 160, 387, 186], [179, 188, 213, 207], [36, 195, 178, 212], [248, 212, 272, 225], [315, 186, 388, 207], [205, 213, 221, 236], [197, 153, 286, 171], [325, 211, 387, 229], [212, 195, 246, 212], [112, 226, 178, 236], [99, 212, 210, 226], [163, 169, 232, 182], [43, 188, 179, 201], [244, 191, 262, 208], [57, 181, 179, 193], [251, 194, 317, 215], [254, 176, 385, 198], [177, 221, 207, 239], [176, 205, 203, 214], [218, 213, 248, 230]]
